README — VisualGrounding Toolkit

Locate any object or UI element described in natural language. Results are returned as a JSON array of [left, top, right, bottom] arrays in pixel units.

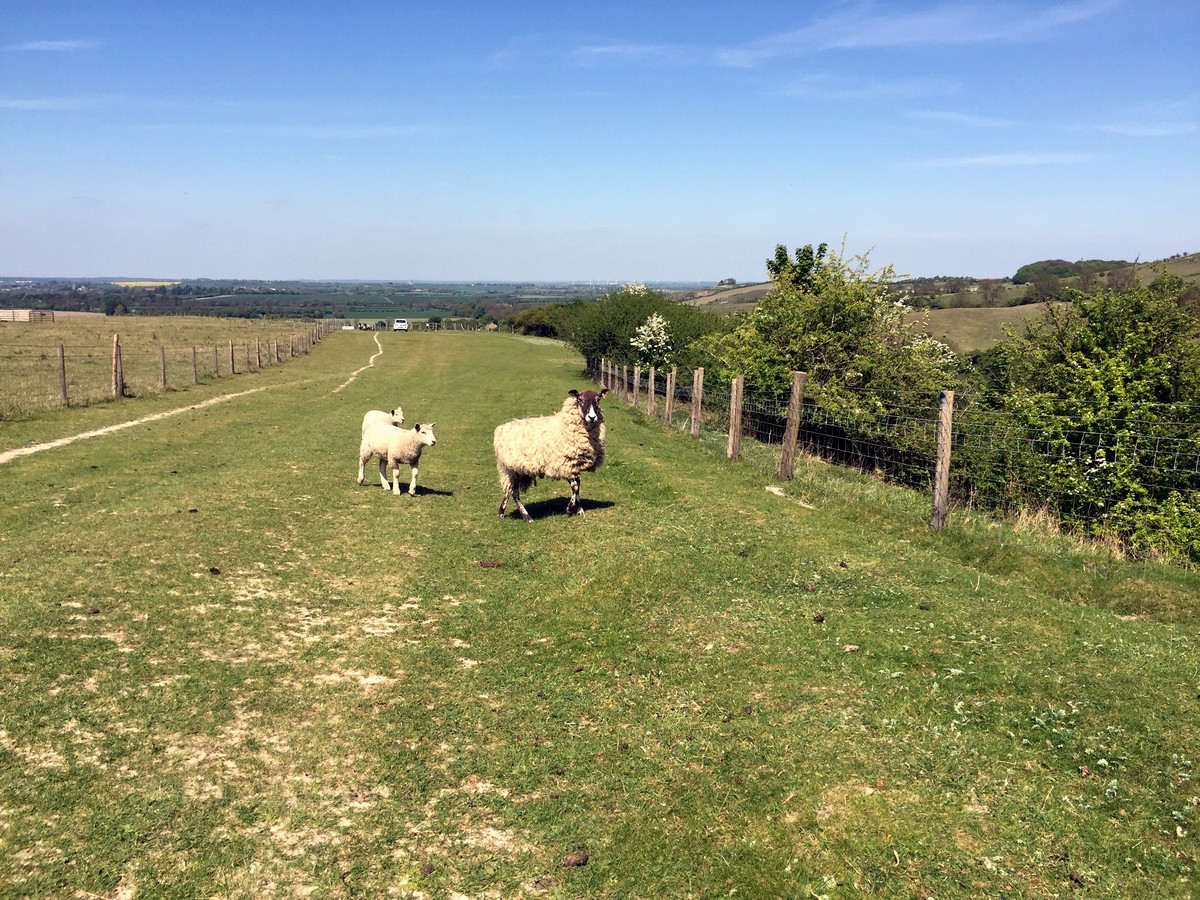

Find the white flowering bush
[[630, 313, 673, 368]]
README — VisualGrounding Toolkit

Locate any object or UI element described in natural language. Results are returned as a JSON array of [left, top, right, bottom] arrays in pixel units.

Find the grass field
[[908, 302, 1065, 353], [2, 329, 1199, 898], [0, 317, 324, 420]]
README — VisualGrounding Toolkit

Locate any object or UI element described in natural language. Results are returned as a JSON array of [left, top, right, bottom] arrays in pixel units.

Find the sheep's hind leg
[[497, 486, 511, 518], [566, 476, 582, 515], [377, 457, 391, 490], [512, 485, 533, 523]]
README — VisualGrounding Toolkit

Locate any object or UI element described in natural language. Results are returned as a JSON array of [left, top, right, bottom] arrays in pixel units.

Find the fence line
[[0, 324, 335, 414], [593, 357, 1200, 559]]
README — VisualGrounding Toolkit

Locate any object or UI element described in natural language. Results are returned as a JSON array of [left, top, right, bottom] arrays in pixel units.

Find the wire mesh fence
[[593, 358, 1200, 562], [0, 324, 332, 419]]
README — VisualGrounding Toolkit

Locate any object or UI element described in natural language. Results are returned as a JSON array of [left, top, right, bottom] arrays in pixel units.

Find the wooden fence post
[[245, 342, 251, 370], [727, 375, 745, 461], [665, 366, 676, 425], [111, 334, 123, 399], [930, 390, 955, 531], [779, 370, 808, 481], [632, 365, 641, 407], [229, 340, 236, 375], [159, 346, 167, 391], [213, 346, 220, 376], [690, 368, 704, 438], [57, 342, 68, 406], [192, 347, 199, 384], [647, 366, 656, 417], [256, 339, 262, 369]]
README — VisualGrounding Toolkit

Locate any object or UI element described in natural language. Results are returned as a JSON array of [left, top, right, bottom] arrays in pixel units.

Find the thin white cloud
[[1097, 122, 1197, 137], [778, 73, 956, 100], [1090, 96, 1198, 137], [5, 39, 100, 52], [131, 121, 434, 140], [718, 0, 1121, 67], [913, 110, 1015, 128], [902, 151, 1093, 168], [0, 97, 90, 111], [571, 42, 694, 67]]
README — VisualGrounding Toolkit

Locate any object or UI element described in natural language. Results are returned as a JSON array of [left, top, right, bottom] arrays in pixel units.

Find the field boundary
[[0, 386, 271, 466]]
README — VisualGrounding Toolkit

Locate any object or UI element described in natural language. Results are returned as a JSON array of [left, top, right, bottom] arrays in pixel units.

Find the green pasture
[[1, 329, 1198, 898], [909, 302, 1065, 353], [0, 316, 323, 421]]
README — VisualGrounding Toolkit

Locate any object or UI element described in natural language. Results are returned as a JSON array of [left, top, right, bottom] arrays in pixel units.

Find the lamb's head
[[568, 389, 608, 427], [390, 406, 405, 425], [413, 423, 437, 447]]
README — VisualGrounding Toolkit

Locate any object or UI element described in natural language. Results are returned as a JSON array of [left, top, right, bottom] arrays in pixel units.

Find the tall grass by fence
[[593, 358, 1200, 562], [0, 322, 335, 419]]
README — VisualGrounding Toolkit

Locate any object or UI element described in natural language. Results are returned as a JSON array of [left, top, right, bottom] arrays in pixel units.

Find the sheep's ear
[[569, 389, 580, 398], [598, 388, 609, 398], [429, 422, 436, 427]]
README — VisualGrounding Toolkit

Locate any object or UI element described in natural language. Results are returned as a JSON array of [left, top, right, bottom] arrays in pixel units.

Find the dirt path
[[0, 386, 271, 466], [2, 333, 386, 467], [332, 332, 384, 393]]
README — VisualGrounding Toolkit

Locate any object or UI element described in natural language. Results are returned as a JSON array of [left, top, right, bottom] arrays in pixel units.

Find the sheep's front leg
[[566, 476, 582, 515], [357, 453, 367, 485], [377, 457, 391, 490], [407, 465, 418, 496], [498, 486, 511, 518]]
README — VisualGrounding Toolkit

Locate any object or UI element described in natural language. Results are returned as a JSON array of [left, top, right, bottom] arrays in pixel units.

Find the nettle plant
[[630, 313, 673, 369]]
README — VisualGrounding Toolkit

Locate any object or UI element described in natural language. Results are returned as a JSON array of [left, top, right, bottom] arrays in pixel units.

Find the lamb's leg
[[407, 465, 418, 496], [497, 485, 511, 518], [566, 476, 582, 515], [357, 451, 367, 485], [377, 456, 390, 490]]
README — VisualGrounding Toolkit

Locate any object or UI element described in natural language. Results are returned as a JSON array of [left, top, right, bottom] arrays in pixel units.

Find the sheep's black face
[[570, 388, 607, 427]]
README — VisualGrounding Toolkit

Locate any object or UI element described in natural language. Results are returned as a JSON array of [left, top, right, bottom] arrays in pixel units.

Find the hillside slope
[[1, 331, 1197, 897]]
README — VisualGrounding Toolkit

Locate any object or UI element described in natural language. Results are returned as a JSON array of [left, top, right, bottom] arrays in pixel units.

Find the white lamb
[[361, 406, 405, 434], [358, 421, 437, 496], [494, 388, 608, 521]]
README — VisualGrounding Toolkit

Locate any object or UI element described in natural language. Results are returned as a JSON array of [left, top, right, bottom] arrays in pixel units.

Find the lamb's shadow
[[413, 486, 454, 498], [509, 497, 615, 519]]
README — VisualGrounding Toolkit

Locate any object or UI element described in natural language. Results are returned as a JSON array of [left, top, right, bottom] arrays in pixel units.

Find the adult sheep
[[494, 388, 608, 522], [361, 406, 405, 434], [358, 421, 437, 496]]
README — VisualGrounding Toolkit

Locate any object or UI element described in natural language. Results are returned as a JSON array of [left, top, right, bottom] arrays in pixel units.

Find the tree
[[693, 243, 955, 404], [629, 313, 673, 368], [765, 242, 827, 292], [1023, 272, 1062, 303], [979, 280, 1004, 308], [564, 284, 726, 368], [980, 276, 1200, 560]]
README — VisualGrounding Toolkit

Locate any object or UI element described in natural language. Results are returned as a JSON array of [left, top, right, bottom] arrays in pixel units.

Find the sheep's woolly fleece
[[493, 394, 605, 491], [359, 422, 438, 494]]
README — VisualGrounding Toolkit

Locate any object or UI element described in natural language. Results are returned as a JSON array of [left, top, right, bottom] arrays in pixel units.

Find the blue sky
[[2, 1, 1197, 282]]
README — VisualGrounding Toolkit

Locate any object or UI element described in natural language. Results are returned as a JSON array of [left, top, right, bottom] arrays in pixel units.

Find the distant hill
[[676, 282, 772, 314], [1012, 258, 1131, 284], [907, 302, 1066, 353]]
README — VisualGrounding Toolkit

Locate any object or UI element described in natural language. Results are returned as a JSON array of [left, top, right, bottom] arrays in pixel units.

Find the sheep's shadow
[[503, 497, 615, 519]]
